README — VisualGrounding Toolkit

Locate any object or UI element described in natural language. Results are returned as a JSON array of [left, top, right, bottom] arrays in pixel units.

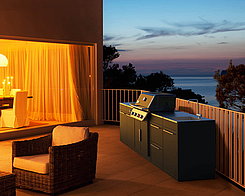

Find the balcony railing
[[103, 89, 144, 122], [102, 88, 245, 189], [176, 98, 245, 187]]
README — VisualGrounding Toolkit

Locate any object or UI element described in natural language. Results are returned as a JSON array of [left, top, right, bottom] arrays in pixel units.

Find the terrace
[[0, 125, 244, 196], [0, 89, 244, 195], [0, 0, 244, 195], [103, 89, 245, 189]]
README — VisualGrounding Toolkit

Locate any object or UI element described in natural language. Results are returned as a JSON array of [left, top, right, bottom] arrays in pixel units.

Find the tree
[[169, 88, 207, 104], [121, 63, 137, 88], [103, 45, 120, 70], [135, 71, 174, 92], [103, 63, 137, 89], [103, 63, 121, 88], [103, 45, 207, 103], [214, 60, 245, 112]]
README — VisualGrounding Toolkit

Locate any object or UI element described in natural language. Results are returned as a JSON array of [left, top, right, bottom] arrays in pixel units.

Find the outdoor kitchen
[[120, 92, 216, 181]]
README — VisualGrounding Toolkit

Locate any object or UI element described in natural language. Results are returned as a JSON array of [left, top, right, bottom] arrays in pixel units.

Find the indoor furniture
[[0, 91, 29, 128], [0, 97, 14, 109], [10, 89, 21, 96]]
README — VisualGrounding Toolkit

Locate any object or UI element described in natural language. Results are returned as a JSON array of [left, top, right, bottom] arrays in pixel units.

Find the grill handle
[[150, 143, 160, 150], [150, 124, 160, 129], [139, 129, 142, 142], [119, 111, 130, 117], [162, 129, 174, 135]]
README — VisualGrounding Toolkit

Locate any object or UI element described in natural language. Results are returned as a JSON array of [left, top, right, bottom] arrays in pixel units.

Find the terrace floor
[[0, 124, 244, 195]]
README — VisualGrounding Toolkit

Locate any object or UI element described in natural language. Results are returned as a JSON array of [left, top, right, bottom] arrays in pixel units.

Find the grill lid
[[131, 92, 176, 112]]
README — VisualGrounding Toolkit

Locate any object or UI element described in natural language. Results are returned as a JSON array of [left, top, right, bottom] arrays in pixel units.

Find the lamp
[[0, 54, 8, 67]]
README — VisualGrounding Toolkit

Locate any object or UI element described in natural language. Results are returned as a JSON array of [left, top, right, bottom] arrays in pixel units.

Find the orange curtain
[[69, 45, 97, 120], [0, 39, 95, 122]]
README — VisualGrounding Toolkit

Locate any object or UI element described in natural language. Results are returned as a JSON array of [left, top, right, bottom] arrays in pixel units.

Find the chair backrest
[[13, 91, 28, 114], [10, 89, 21, 96], [52, 126, 89, 146]]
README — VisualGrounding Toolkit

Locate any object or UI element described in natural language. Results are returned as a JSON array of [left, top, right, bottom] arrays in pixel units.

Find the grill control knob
[[140, 115, 143, 118], [131, 112, 134, 115], [134, 113, 137, 116]]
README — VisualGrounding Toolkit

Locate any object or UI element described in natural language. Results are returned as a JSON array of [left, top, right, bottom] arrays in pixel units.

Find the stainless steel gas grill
[[128, 92, 176, 121], [120, 92, 216, 182], [119, 92, 176, 159], [131, 92, 176, 112]]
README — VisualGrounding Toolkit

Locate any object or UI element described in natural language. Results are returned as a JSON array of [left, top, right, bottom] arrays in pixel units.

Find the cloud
[[204, 35, 215, 39], [102, 42, 131, 51], [103, 35, 116, 41], [149, 46, 188, 50], [116, 57, 245, 76], [160, 46, 187, 50], [137, 20, 245, 40], [103, 35, 134, 52], [217, 42, 228, 44], [103, 35, 129, 42], [113, 43, 123, 47], [117, 49, 133, 52]]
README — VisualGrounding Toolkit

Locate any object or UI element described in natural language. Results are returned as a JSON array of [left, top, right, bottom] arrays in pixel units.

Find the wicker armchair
[[12, 130, 98, 194]]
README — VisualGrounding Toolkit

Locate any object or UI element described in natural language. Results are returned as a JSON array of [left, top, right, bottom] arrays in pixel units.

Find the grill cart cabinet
[[150, 113, 215, 181], [162, 118, 178, 179], [149, 116, 163, 169], [120, 102, 216, 181], [120, 103, 149, 159], [162, 127, 178, 178], [120, 104, 134, 149], [134, 120, 148, 159], [177, 121, 216, 181], [149, 115, 178, 178]]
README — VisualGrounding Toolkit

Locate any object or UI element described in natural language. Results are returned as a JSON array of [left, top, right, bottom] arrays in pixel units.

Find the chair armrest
[[49, 139, 90, 171], [48, 132, 99, 179], [12, 134, 52, 159], [88, 132, 99, 178]]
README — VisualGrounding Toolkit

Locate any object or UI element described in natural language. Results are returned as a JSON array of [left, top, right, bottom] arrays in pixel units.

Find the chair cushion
[[13, 154, 49, 174], [52, 126, 89, 146]]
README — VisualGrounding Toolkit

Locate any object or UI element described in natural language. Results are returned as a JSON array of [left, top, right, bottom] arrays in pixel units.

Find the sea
[[172, 76, 218, 106]]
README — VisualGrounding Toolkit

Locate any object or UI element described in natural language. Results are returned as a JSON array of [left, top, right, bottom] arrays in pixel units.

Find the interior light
[[0, 54, 8, 67]]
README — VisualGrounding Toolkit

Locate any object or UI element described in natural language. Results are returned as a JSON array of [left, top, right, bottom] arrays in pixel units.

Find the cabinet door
[[120, 112, 134, 149], [120, 112, 125, 143], [149, 123, 163, 169], [149, 123, 163, 147], [134, 120, 148, 158], [150, 143, 163, 169], [134, 120, 141, 153], [162, 128, 178, 179], [140, 121, 148, 158]]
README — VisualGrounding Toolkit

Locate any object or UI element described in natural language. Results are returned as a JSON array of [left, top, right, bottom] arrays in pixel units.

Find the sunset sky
[[103, 0, 245, 76]]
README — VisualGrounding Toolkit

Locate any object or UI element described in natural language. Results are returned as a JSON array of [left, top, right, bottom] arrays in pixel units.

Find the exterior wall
[[0, 0, 103, 124]]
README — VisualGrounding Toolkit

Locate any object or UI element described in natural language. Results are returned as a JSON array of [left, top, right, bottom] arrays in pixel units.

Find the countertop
[[120, 102, 214, 122], [152, 111, 213, 122]]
